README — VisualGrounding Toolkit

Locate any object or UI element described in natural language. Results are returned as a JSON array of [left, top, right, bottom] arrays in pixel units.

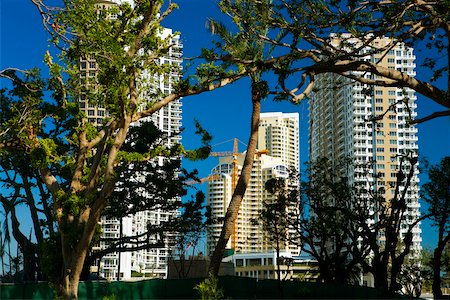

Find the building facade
[[224, 251, 319, 281], [83, 1, 183, 280], [309, 36, 422, 254], [258, 112, 300, 171], [207, 112, 300, 257]]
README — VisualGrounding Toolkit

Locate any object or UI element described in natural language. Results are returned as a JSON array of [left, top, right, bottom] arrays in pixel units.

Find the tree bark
[[208, 83, 262, 276], [432, 229, 449, 300], [432, 245, 443, 300]]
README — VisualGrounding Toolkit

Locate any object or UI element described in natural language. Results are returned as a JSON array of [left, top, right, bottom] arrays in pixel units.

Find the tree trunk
[[55, 274, 80, 300], [372, 255, 389, 292], [53, 209, 101, 299], [275, 227, 284, 299], [208, 83, 262, 276], [432, 240, 445, 299]]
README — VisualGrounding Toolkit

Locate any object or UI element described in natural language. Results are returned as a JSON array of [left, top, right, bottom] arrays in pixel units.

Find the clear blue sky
[[1, 0, 449, 251]]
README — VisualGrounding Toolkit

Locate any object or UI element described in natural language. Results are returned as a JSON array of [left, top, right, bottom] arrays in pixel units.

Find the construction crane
[[209, 138, 268, 192], [210, 138, 240, 192], [185, 173, 221, 185]]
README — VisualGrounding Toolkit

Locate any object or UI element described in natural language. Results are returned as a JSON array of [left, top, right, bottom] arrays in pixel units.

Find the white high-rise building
[[258, 112, 300, 171], [98, 28, 182, 280], [207, 112, 300, 257], [82, 1, 183, 280], [309, 36, 422, 254]]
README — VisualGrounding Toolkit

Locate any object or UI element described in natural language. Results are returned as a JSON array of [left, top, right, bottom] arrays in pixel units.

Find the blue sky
[[1, 0, 449, 251]]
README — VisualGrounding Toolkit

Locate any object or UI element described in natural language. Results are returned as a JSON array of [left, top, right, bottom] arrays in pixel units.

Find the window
[[377, 164, 385, 169], [88, 110, 95, 116], [376, 139, 384, 144], [389, 131, 396, 136], [375, 90, 383, 95], [389, 123, 396, 128], [389, 147, 397, 153], [376, 147, 384, 152], [236, 259, 243, 267], [376, 156, 385, 160], [375, 98, 383, 103], [248, 259, 261, 266], [388, 58, 395, 63], [390, 139, 397, 144]]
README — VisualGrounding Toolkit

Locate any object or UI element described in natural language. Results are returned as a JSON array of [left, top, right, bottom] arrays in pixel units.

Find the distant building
[[167, 256, 234, 279], [258, 112, 299, 171], [309, 35, 422, 272], [206, 112, 300, 257], [224, 251, 319, 281]]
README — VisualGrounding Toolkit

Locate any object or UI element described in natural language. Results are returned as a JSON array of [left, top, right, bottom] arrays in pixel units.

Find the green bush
[[194, 273, 224, 300]]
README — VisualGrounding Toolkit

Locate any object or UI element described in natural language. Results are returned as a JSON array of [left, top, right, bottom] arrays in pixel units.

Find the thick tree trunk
[[208, 83, 262, 276], [53, 209, 101, 299], [432, 241, 445, 299], [55, 274, 80, 300], [372, 255, 389, 292]]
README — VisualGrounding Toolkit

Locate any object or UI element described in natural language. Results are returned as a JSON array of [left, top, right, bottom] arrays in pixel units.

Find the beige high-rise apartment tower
[[309, 35, 422, 254]]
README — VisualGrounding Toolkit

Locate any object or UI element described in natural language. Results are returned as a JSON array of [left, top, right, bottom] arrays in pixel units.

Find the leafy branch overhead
[[203, 0, 449, 123]]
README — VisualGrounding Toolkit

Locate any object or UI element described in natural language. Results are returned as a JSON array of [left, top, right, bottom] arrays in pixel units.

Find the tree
[[213, 0, 449, 124], [422, 156, 450, 299], [278, 155, 424, 295], [204, 0, 272, 275], [0, 0, 245, 298], [299, 158, 367, 284], [258, 175, 300, 298], [204, 0, 449, 274]]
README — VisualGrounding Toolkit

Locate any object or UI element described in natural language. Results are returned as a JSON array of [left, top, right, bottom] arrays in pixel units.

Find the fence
[[1, 276, 391, 299]]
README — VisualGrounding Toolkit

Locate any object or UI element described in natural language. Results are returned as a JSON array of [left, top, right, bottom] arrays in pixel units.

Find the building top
[[260, 112, 299, 119]]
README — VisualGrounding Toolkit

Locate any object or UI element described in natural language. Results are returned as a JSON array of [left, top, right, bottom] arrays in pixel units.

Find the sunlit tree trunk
[[208, 82, 262, 276]]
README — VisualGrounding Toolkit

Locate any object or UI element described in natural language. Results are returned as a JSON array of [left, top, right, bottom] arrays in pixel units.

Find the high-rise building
[[207, 112, 300, 257], [98, 28, 182, 280], [82, 1, 183, 280], [309, 36, 422, 254], [258, 112, 300, 171]]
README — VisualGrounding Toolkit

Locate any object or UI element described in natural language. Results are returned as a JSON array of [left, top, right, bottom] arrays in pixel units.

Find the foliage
[[205, 0, 450, 124], [299, 158, 366, 284], [421, 156, 450, 299], [0, 0, 245, 297], [270, 155, 423, 295], [194, 273, 224, 300]]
